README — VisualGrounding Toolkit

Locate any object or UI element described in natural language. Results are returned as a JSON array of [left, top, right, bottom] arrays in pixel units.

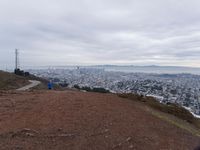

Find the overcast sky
[[1, 0, 200, 69]]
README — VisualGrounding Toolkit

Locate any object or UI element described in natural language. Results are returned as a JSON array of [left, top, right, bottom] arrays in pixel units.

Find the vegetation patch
[[74, 84, 110, 93], [0, 71, 29, 90], [118, 93, 200, 129], [147, 108, 200, 137], [0, 70, 52, 90]]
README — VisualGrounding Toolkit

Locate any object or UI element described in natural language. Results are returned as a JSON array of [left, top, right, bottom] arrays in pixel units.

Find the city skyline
[[1, 0, 200, 68]]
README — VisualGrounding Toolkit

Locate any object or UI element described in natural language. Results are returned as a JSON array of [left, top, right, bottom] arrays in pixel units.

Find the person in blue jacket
[[48, 81, 53, 90]]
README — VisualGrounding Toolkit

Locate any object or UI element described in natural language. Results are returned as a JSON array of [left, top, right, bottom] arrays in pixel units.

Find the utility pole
[[15, 49, 19, 70]]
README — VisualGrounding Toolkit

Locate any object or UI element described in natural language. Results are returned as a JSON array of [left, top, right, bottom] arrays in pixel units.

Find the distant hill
[[0, 70, 30, 90], [38, 65, 200, 75]]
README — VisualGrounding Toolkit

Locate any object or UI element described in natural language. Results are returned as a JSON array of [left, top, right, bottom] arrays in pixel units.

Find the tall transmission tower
[[15, 49, 19, 70]]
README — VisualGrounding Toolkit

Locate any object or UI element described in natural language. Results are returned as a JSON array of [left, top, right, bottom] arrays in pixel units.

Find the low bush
[[74, 85, 110, 93]]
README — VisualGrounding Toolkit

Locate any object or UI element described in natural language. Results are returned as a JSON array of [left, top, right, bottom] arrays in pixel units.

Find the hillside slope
[[0, 71, 30, 90], [0, 90, 199, 150], [0, 70, 50, 90]]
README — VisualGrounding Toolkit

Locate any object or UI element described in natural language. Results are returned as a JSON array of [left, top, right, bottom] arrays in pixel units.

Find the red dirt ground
[[0, 90, 199, 150]]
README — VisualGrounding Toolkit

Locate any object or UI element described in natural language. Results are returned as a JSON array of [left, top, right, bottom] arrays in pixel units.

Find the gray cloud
[[1, 0, 200, 69]]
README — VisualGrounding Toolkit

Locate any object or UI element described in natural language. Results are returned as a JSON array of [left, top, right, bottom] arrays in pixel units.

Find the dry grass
[[118, 93, 200, 129], [0, 71, 29, 90], [0, 70, 60, 91]]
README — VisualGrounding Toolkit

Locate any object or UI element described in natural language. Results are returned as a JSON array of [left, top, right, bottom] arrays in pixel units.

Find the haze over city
[[1, 0, 200, 68]]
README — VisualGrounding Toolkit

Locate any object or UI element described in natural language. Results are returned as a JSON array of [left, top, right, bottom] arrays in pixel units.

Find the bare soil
[[0, 90, 199, 150]]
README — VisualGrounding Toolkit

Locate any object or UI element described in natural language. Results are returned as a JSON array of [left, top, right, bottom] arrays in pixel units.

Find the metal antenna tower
[[15, 49, 19, 70]]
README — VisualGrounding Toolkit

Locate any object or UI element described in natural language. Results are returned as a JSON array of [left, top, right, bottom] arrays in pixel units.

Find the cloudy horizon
[[1, 0, 200, 69]]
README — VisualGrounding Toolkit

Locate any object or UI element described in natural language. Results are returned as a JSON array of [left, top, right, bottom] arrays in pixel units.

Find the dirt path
[[0, 90, 199, 150], [16, 80, 41, 91]]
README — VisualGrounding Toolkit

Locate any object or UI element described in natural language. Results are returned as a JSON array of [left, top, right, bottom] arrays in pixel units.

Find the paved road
[[16, 80, 41, 91]]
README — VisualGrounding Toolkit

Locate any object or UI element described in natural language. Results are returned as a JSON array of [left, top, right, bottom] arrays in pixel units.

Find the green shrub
[[92, 87, 110, 93], [74, 85, 110, 93], [82, 86, 92, 92], [74, 84, 80, 89]]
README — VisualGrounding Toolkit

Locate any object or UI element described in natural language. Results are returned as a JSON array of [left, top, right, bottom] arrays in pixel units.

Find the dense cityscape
[[29, 67, 200, 117]]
